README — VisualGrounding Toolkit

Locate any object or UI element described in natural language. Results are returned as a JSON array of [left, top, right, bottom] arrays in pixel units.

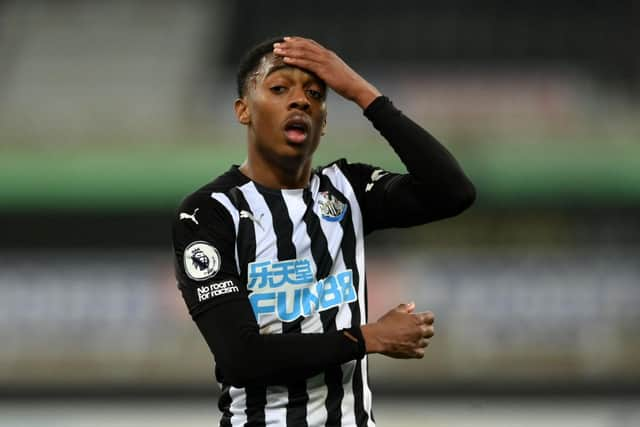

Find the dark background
[[1, 0, 638, 425]]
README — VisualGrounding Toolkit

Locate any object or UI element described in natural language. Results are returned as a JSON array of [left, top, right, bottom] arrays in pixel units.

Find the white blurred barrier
[[1, 247, 638, 388], [1, 397, 639, 427]]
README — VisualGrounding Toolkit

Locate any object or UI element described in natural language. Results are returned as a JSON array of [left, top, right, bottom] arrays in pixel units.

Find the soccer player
[[172, 36, 475, 426]]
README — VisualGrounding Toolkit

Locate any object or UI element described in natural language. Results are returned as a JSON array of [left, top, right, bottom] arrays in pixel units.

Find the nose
[[288, 87, 310, 112]]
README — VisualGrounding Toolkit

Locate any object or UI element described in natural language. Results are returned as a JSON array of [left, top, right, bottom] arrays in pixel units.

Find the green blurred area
[[1, 134, 638, 211]]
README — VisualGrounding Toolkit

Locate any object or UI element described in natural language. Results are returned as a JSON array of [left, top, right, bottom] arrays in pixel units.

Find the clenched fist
[[361, 302, 435, 359]]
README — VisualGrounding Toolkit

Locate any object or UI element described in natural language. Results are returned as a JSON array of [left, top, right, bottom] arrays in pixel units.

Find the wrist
[[352, 85, 382, 110], [360, 323, 384, 354]]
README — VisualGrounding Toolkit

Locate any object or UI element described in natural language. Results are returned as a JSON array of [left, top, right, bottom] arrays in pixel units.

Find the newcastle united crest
[[317, 191, 347, 222]]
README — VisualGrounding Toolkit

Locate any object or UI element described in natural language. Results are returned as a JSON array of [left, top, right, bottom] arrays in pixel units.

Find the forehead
[[253, 53, 324, 86]]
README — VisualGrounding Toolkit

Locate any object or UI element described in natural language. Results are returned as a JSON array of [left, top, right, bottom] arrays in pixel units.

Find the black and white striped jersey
[[172, 96, 476, 427], [174, 160, 397, 426]]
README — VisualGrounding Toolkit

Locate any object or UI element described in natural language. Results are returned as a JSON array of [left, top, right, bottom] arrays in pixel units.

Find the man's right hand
[[360, 303, 435, 359]]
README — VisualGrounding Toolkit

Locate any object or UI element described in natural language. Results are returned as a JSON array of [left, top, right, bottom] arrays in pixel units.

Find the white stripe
[[264, 385, 288, 426], [333, 252, 353, 330], [323, 164, 375, 425], [281, 177, 335, 426], [363, 355, 376, 426], [211, 192, 240, 274], [238, 182, 282, 335], [340, 360, 357, 426], [210, 195, 249, 425], [306, 373, 329, 426], [314, 169, 352, 359], [322, 165, 366, 325], [238, 182, 277, 262], [242, 184, 313, 425], [280, 186, 323, 334], [228, 386, 248, 426], [309, 171, 321, 195]]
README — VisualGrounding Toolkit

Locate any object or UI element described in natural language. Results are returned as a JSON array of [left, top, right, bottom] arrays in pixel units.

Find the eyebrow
[[263, 64, 325, 89], [264, 64, 291, 79]]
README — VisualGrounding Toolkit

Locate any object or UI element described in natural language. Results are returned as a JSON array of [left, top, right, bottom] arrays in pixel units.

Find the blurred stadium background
[[1, 0, 639, 425]]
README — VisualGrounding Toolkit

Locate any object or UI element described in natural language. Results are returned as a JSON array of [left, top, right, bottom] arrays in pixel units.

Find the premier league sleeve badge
[[183, 241, 221, 281]]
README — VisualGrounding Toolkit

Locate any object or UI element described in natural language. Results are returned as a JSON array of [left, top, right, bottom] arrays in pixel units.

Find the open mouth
[[283, 116, 310, 144]]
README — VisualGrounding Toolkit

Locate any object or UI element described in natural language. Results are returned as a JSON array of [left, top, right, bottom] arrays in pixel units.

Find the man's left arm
[[274, 37, 476, 230], [358, 95, 476, 231]]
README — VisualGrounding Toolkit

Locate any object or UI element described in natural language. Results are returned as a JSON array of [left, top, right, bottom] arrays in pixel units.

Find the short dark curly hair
[[236, 36, 284, 98]]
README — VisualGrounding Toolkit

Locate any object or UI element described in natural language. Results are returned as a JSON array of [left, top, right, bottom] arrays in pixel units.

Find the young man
[[172, 36, 475, 426]]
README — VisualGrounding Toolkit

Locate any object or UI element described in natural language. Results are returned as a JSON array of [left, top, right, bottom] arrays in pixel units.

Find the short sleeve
[[172, 192, 246, 319]]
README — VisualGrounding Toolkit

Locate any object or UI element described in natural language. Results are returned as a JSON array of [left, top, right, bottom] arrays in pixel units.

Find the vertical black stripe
[[285, 386, 310, 427], [303, 184, 344, 425], [363, 276, 374, 423], [256, 190, 297, 259], [227, 187, 256, 287], [321, 174, 370, 426], [319, 177, 361, 295], [256, 188, 309, 427], [226, 187, 266, 427], [245, 386, 267, 427], [352, 359, 367, 427], [218, 385, 233, 427], [257, 189, 303, 334], [302, 188, 335, 284]]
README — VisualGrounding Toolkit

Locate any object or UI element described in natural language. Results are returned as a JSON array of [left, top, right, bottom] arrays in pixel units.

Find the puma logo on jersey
[[365, 169, 389, 192], [180, 208, 199, 225], [240, 210, 264, 230]]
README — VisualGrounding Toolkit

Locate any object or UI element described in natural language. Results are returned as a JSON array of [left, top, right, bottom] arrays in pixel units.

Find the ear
[[234, 98, 250, 125], [321, 112, 327, 136]]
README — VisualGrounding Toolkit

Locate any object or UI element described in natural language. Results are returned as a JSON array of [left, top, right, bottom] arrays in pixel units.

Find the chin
[[277, 143, 315, 163]]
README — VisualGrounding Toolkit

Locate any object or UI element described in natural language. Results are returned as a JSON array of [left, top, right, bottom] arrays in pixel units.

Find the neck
[[239, 151, 312, 190]]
